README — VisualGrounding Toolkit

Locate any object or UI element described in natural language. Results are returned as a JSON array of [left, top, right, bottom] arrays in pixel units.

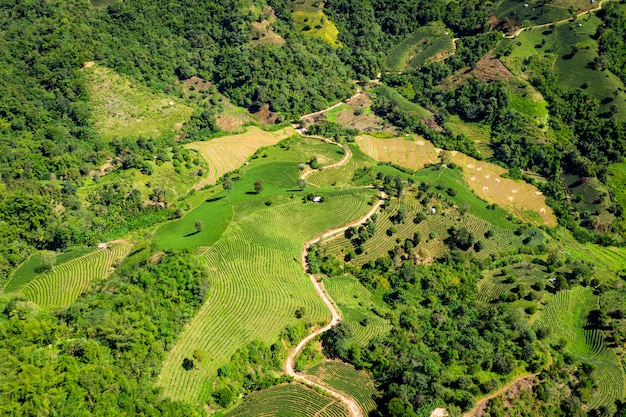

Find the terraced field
[[225, 383, 348, 417], [18, 243, 132, 309], [477, 260, 551, 306], [323, 276, 391, 346], [496, 0, 600, 29], [385, 22, 454, 71], [186, 126, 296, 187], [535, 287, 626, 409], [356, 135, 556, 226], [157, 189, 376, 403], [322, 194, 527, 266], [304, 361, 379, 416]]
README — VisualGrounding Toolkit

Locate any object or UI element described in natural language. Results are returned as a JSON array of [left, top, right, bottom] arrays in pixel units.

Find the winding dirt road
[[284, 190, 386, 417]]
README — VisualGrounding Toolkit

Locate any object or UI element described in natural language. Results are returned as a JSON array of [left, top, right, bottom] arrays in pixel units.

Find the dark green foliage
[[0, 251, 208, 416]]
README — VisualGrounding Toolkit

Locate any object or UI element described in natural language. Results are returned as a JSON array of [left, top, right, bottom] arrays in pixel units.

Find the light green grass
[[477, 261, 551, 309], [225, 383, 348, 417], [154, 198, 233, 250], [18, 243, 132, 309], [304, 361, 379, 416], [84, 64, 194, 140], [157, 141, 377, 402], [374, 86, 433, 119], [535, 287, 626, 409], [385, 22, 453, 71], [5, 253, 48, 294], [607, 159, 626, 236], [323, 275, 391, 346], [505, 78, 549, 128]]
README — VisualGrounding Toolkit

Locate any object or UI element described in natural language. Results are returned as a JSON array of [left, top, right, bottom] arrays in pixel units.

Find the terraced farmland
[[304, 361, 379, 416], [322, 195, 525, 266], [323, 276, 390, 346], [157, 189, 376, 403], [185, 126, 296, 187], [535, 287, 626, 409], [477, 260, 551, 306], [225, 383, 348, 417], [18, 242, 132, 309], [385, 22, 454, 71], [356, 135, 556, 226]]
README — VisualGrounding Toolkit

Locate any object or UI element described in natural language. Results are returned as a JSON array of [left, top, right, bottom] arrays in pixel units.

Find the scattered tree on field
[[182, 357, 195, 371], [223, 176, 233, 202], [194, 220, 203, 233], [254, 178, 263, 194]]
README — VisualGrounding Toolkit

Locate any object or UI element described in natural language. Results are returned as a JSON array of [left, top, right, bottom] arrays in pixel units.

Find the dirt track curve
[[284, 191, 386, 417]]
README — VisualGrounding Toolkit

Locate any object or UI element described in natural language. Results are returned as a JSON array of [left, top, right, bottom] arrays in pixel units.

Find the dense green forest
[[2, 0, 626, 416]]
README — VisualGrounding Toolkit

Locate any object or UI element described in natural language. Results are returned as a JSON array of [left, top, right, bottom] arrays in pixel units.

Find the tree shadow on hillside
[[206, 196, 225, 203]]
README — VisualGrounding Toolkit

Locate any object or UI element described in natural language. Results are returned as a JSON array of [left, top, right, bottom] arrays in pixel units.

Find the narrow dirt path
[[284, 191, 386, 417], [300, 92, 362, 122]]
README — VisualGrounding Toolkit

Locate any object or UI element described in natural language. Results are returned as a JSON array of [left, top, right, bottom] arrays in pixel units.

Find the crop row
[[158, 191, 376, 402], [20, 243, 131, 309], [226, 383, 348, 417], [305, 361, 379, 416]]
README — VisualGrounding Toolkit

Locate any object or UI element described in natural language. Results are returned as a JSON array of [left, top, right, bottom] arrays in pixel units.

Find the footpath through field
[[285, 190, 386, 417]]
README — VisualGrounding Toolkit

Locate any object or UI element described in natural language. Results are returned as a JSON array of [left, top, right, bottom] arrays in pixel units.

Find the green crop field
[[84, 64, 194, 140], [385, 22, 454, 71], [505, 78, 549, 129], [323, 275, 391, 346], [535, 287, 626, 409], [373, 86, 433, 119], [225, 383, 347, 417], [304, 361, 379, 416], [607, 159, 626, 235], [17, 243, 132, 309], [500, 15, 626, 119], [157, 139, 377, 402]]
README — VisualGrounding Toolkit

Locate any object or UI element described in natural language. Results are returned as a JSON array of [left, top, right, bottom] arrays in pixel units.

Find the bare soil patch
[[252, 103, 280, 125], [441, 54, 514, 89], [251, 6, 285, 47]]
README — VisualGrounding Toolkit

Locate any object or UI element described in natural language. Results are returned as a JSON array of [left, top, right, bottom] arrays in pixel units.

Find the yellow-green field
[[292, 9, 340, 47], [83, 63, 194, 140], [186, 126, 297, 186], [356, 135, 556, 226]]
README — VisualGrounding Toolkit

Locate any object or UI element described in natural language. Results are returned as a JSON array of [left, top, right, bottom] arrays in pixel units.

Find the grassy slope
[[496, 0, 600, 27], [500, 15, 626, 119], [385, 22, 453, 71], [84, 64, 194, 140], [157, 141, 377, 402], [224, 383, 348, 417], [373, 85, 433, 119]]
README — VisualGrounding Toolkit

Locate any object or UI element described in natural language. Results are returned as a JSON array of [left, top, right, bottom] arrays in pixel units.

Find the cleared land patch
[[535, 287, 626, 409], [385, 22, 454, 71], [18, 242, 132, 309], [304, 361, 379, 416], [225, 383, 348, 417], [291, 2, 340, 48], [186, 126, 296, 187], [356, 135, 556, 226], [158, 186, 376, 402], [84, 64, 194, 140]]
